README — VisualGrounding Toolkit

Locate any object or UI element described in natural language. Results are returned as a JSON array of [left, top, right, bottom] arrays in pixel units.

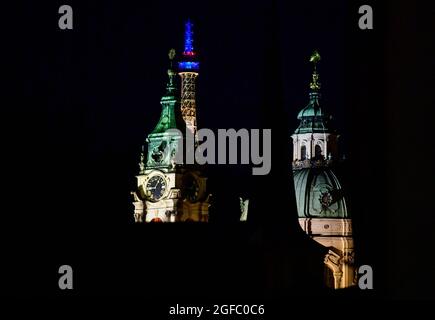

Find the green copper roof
[[294, 92, 332, 134], [297, 92, 324, 118], [150, 60, 182, 134], [294, 50, 333, 134], [151, 96, 178, 134]]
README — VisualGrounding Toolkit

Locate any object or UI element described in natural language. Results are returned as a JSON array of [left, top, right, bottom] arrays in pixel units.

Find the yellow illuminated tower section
[[178, 20, 199, 139]]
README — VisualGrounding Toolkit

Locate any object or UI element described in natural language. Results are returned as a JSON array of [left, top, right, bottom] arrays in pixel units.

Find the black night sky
[[4, 0, 435, 301]]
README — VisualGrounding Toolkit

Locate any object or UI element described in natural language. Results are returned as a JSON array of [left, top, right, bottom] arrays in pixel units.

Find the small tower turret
[[291, 50, 339, 168]]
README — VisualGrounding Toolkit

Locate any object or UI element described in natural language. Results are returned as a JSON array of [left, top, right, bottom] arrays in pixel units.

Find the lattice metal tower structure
[[178, 20, 200, 140]]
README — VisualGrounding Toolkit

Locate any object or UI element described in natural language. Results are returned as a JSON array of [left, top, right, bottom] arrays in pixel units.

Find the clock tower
[[132, 23, 210, 223]]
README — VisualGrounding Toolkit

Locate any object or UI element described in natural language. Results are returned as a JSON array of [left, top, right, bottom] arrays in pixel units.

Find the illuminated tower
[[178, 20, 200, 139], [131, 38, 210, 222], [291, 51, 356, 289]]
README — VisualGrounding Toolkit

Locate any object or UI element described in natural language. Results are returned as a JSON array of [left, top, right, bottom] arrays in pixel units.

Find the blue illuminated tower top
[[179, 20, 199, 71], [184, 20, 194, 54]]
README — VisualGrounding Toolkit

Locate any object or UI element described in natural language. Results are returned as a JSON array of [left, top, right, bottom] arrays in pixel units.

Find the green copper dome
[[294, 50, 334, 134], [294, 92, 333, 134], [293, 168, 348, 218], [297, 92, 324, 118]]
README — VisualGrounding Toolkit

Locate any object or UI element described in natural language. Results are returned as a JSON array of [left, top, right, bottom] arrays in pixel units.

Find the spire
[[294, 50, 331, 134], [165, 48, 177, 96], [150, 49, 181, 134]]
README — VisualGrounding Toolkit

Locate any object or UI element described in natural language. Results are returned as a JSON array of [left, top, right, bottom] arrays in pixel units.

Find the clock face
[[311, 185, 339, 217], [183, 174, 200, 202], [146, 175, 167, 201]]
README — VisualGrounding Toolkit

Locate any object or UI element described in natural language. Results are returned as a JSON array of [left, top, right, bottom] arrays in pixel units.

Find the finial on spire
[[309, 50, 321, 91], [166, 49, 176, 94]]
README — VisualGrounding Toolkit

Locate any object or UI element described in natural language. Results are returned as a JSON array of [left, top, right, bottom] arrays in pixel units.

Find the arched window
[[301, 145, 307, 160], [315, 144, 323, 159]]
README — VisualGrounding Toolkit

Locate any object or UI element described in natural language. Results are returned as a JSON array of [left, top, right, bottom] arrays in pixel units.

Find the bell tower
[[291, 51, 339, 168], [291, 51, 356, 289]]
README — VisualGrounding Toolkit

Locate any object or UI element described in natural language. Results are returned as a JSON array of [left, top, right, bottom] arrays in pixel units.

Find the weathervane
[[309, 50, 321, 91]]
